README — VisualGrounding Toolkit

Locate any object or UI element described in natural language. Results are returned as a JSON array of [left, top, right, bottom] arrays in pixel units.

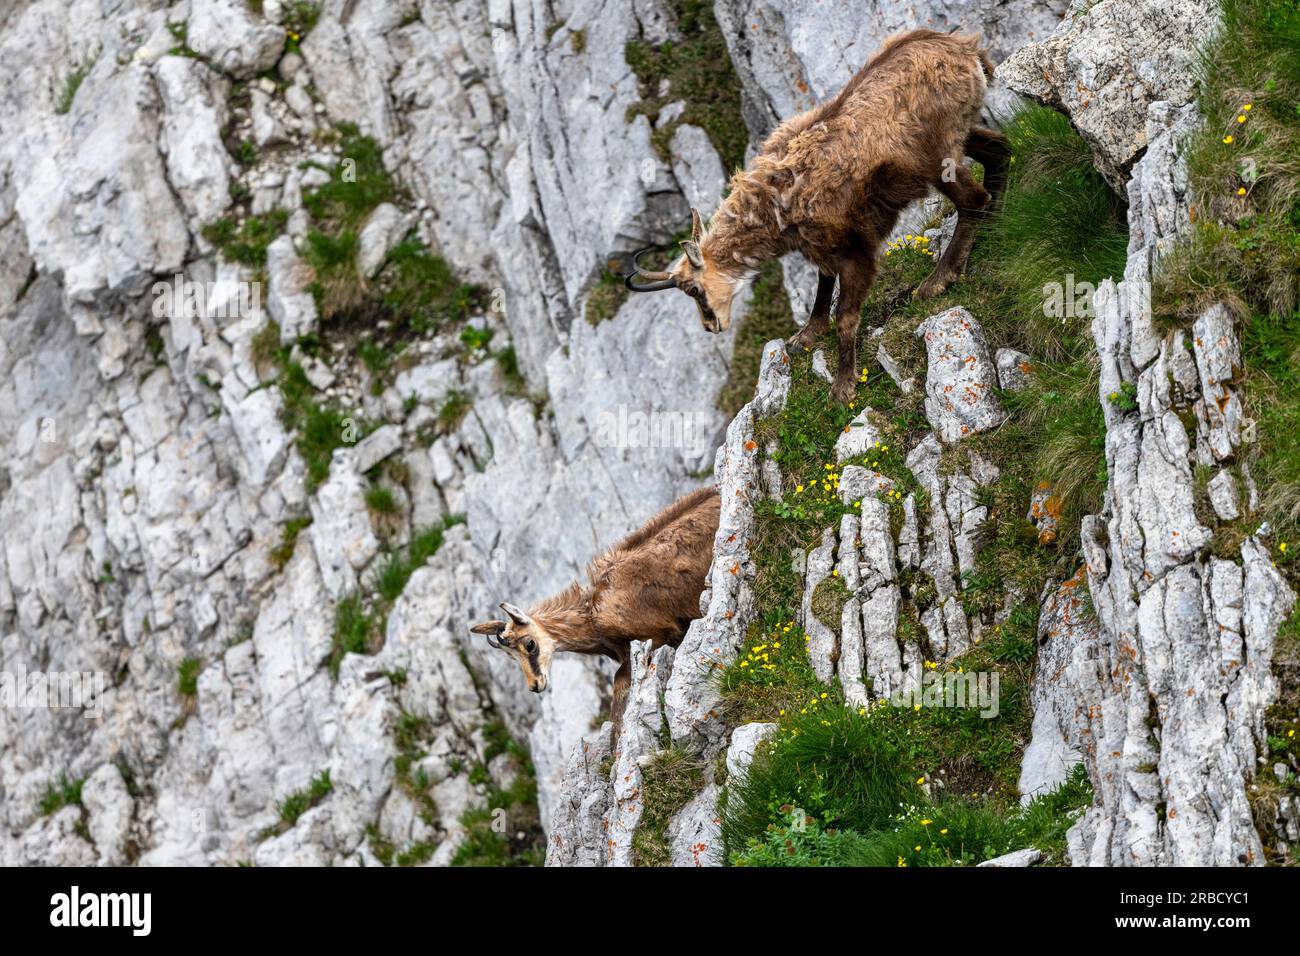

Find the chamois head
[[624, 208, 741, 333], [470, 603, 556, 694]]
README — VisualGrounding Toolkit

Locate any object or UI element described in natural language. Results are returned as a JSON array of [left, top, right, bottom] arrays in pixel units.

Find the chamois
[[470, 487, 720, 725], [625, 29, 1010, 404]]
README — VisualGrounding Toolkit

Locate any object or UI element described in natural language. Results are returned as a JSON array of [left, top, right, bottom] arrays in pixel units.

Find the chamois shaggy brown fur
[[470, 487, 720, 725], [625, 29, 1010, 404]]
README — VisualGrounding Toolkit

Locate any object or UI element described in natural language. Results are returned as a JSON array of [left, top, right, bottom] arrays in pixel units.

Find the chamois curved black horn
[[623, 246, 676, 293]]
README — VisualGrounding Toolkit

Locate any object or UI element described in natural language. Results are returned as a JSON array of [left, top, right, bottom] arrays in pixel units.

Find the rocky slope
[[0, 0, 1291, 867]]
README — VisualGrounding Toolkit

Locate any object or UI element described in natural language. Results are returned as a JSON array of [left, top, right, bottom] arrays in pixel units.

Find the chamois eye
[[525, 639, 537, 653]]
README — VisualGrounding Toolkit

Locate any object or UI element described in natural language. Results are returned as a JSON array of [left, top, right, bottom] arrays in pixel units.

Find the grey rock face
[[665, 342, 792, 752], [917, 308, 1007, 443], [977, 847, 1043, 867], [1018, 575, 1094, 805], [188, 0, 286, 78], [1026, 67, 1296, 865], [995, 347, 1033, 392], [998, 0, 1219, 189]]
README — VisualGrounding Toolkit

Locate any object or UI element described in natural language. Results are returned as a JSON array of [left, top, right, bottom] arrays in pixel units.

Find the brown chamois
[[625, 29, 1010, 404], [470, 487, 720, 724]]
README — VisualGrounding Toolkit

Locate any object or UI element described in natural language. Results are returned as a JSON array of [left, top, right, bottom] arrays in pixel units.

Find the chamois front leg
[[829, 257, 876, 404], [789, 272, 836, 352], [609, 653, 632, 730]]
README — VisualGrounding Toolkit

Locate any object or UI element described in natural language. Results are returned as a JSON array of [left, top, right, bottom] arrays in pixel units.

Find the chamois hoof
[[830, 376, 855, 405], [789, 326, 820, 352], [913, 272, 954, 301]]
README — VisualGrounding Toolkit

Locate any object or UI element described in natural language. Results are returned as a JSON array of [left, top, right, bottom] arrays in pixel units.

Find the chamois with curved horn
[[625, 29, 1010, 404], [470, 487, 720, 727]]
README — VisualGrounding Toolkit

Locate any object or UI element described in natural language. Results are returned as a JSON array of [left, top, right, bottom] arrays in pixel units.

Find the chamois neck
[[528, 584, 598, 652], [701, 163, 791, 272]]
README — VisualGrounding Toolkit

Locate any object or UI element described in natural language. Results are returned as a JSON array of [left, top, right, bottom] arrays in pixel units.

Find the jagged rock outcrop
[[1007, 3, 1296, 866], [999, 0, 1219, 188], [545, 342, 791, 866]]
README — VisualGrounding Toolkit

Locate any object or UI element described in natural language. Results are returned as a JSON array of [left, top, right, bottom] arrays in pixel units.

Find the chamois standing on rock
[[625, 28, 1010, 404], [470, 487, 720, 726]]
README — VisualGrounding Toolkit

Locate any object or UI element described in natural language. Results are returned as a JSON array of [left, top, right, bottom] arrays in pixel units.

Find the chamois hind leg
[[789, 272, 836, 351], [829, 255, 876, 404], [914, 164, 990, 300], [965, 126, 1011, 209]]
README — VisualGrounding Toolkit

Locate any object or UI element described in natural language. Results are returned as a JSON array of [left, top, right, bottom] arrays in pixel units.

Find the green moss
[[304, 123, 396, 230], [328, 594, 376, 678], [178, 657, 202, 698], [55, 62, 91, 115], [450, 723, 545, 867], [436, 390, 472, 434], [584, 270, 629, 326], [39, 776, 85, 816], [810, 575, 850, 632], [201, 209, 289, 268], [630, 749, 706, 866], [269, 770, 332, 835], [364, 484, 399, 515], [326, 516, 464, 678], [268, 515, 312, 570], [624, 0, 748, 174]]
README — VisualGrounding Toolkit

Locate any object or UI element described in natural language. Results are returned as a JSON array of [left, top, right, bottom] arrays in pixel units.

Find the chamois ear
[[470, 620, 507, 636], [690, 206, 704, 243], [500, 602, 533, 627], [681, 240, 704, 269]]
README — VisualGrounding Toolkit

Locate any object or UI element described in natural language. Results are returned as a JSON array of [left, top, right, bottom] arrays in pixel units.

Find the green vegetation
[[167, 21, 199, 58], [723, 696, 1091, 866], [326, 516, 464, 677], [624, 0, 747, 174], [857, 104, 1126, 583], [583, 269, 629, 326], [451, 722, 546, 866], [268, 515, 313, 569], [631, 748, 707, 866], [201, 209, 289, 269], [200, 121, 489, 493], [39, 776, 85, 816], [271, 347, 365, 492], [364, 483, 399, 515], [270, 770, 332, 834], [1154, 0, 1300, 581], [55, 62, 91, 115], [436, 390, 472, 434], [389, 708, 441, 859], [178, 657, 202, 698], [282, 2, 321, 53], [296, 124, 483, 394]]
